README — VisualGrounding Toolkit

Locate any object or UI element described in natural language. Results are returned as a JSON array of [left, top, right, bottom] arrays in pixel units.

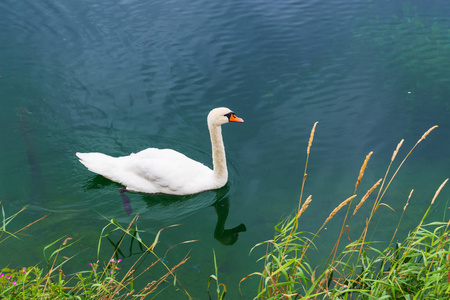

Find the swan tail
[[76, 152, 118, 179]]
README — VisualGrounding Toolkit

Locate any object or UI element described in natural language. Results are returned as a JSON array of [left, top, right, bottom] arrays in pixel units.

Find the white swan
[[76, 107, 244, 195]]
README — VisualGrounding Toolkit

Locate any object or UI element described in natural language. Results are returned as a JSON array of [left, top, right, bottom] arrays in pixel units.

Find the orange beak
[[229, 113, 244, 123]]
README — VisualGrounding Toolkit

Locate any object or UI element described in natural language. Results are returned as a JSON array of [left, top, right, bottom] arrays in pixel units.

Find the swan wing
[[120, 148, 215, 194]]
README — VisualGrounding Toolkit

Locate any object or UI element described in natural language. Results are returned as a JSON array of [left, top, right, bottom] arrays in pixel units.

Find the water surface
[[1, 0, 449, 298]]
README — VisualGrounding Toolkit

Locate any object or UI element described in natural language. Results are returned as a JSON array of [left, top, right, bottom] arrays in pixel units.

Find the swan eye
[[224, 112, 235, 120]]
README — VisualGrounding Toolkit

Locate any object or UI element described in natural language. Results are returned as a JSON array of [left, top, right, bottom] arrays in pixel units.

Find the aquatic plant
[[243, 123, 449, 299]]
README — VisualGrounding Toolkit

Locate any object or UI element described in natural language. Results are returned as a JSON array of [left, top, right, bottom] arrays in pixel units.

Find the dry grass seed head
[[353, 178, 382, 216], [324, 195, 357, 226], [431, 178, 449, 205], [418, 125, 438, 144], [404, 189, 414, 211], [307, 122, 318, 155], [298, 195, 312, 219], [355, 152, 373, 191], [391, 139, 404, 162]]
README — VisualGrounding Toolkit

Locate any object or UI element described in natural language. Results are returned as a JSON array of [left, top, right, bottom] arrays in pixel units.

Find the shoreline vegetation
[[1, 124, 449, 299], [0, 211, 194, 299], [240, 123, 449, 299]]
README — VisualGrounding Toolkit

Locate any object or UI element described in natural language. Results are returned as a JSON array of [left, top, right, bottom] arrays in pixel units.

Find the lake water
[[1, 0, 449, 298]]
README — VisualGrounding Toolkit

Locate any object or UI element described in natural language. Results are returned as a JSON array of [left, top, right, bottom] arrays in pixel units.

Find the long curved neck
[[208, 123, 228, 184]]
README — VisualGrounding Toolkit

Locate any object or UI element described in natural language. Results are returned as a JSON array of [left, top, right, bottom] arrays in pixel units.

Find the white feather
[[76, 107, 243, 195]]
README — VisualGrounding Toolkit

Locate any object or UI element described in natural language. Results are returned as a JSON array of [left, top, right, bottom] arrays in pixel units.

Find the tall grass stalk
[[207, 249, 226, 300], [243, 124, 449, 299]]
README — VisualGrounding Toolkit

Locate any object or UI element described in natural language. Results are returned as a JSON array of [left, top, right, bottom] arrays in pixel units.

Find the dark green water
[[1, 0, 449, 298]]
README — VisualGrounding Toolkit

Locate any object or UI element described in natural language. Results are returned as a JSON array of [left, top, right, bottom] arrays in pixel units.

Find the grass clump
[[0, 207, 194, 299], [244, 123, 449, 299]]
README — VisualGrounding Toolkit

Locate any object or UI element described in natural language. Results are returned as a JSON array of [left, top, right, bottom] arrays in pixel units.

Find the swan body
[[76, 107, 243, 195]]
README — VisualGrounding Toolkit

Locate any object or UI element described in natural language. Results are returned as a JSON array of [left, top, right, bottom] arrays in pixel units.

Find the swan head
[[207, 107, 244, 126]]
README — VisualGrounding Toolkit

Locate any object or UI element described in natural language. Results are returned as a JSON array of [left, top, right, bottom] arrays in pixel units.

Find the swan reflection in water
[[212, 195, 247, 245], [83, 176, 246, 246]]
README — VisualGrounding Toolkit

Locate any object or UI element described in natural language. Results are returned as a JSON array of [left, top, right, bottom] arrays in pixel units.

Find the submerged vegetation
[[1, 123, 449, 299]]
